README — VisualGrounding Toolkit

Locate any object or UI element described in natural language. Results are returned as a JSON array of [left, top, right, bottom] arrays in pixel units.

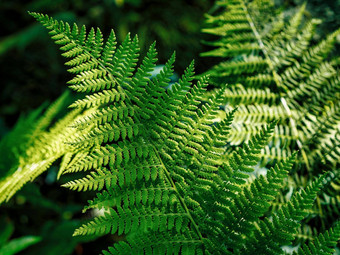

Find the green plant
[[17, 9, 338, 254], [0, 217, 40, 255], [201, 0, 340, 238], [0, 91, 80, 203], [0, 0, 339, 254], [0, 0, 211, 134]]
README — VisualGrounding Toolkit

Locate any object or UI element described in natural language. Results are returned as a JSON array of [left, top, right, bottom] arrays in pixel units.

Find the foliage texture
[[202, 0, 340, 241], [0, 91, 86, 203], [27, 8, 340, 254]]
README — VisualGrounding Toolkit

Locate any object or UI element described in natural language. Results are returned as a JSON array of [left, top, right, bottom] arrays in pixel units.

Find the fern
[[294, 221, 340, 255], [0, 90, 87, 203], [202, 0, 339, 167], [202, 0, 340, 236], [29, 11, 340, 254]]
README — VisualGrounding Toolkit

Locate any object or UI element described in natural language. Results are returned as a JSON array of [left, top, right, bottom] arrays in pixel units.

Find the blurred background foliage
[[281, 0, 340, 38], [0, 0, 213, 134], [0, 0, 338, 254]]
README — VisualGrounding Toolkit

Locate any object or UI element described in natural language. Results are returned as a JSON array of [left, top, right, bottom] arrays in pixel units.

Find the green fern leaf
[[31, 8, 340, 254]]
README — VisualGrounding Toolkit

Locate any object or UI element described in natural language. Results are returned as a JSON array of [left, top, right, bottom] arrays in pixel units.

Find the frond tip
[[29, 4, 340, 254]]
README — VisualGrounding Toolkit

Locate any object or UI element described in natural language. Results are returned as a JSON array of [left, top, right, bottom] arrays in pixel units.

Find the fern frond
[[0, 91, 83, 204], [102, 231, 202, 255], [32, 8, 340, 254], [202, 0, 340, 231], [294, 221, 340, 255], [202, 1, 340, 167], [208, 155, 296, 252], [245, 173, 328, 254]]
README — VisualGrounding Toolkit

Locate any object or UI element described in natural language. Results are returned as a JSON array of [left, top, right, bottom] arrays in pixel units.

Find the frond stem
[[241, 0, 309, 169], [55, 22, 205, 244], [154, 150, 205, 242]]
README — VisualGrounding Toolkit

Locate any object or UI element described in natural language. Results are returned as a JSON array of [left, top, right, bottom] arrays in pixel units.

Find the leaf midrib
[[56, 25, 205, 244]]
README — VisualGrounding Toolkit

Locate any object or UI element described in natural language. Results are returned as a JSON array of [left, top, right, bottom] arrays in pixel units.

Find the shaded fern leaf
[[294, 221, 340, 255], [201, 0, 340, 236], [245, 173, 329, 254], [202, 0, 340, 168]]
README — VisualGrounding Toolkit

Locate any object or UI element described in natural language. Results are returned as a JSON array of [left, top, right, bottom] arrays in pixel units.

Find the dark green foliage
[[0, 0, 338, 254], [26, 10, 340, 254], [202, 0, 339, 169], [0, 216, 41, 255], [294, 221, 340, 255], [201, 0, 340, 241]]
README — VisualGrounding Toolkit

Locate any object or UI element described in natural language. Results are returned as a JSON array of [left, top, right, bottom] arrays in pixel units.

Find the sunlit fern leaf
[[0, 90, 85, 204], [30, 11, 223, 252], [31, 10, 339, 254]]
